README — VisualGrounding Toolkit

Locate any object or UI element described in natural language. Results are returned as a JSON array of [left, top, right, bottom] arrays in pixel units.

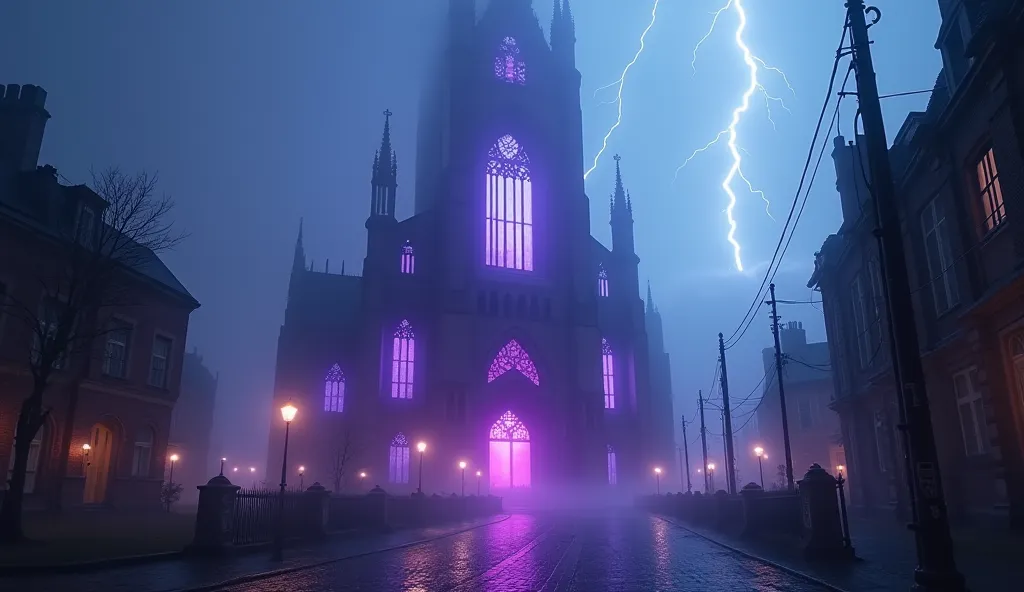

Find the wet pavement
[[4, 510, 832, 592]]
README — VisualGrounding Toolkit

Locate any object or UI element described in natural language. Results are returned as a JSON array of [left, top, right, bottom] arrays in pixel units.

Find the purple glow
[[391, 320, 415, 399], [489, 411, 531, 489], [485, 135, 533, 272], [487, 339, 539, 385], [389, 433, 410, 484], [493, 37, 526, 85], [324, 363, 345, 412], [607, 445, 618, 485], [602, 338, 615, 409], [598, 265, 609, 297], [401, 241, 415, 274]]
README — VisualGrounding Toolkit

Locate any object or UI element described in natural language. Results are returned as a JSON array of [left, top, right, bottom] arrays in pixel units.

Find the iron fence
[[231, 486, 303, 545]]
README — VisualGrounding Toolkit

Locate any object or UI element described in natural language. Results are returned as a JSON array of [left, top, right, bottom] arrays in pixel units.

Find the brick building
[[168, 349, 218, 503], [0, 83, 199, 509], [809, 0, 1024, 526]]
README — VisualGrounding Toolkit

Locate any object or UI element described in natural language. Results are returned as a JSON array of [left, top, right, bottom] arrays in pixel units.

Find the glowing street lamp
[[654, 467, 662, 495], [233, 467, 239, 473], [81, 443, 91, 471], [476, 470, 482, 496], [754, 446, 765, 489], [707, 462, 716, 493], [168, 454, 180, 484], [220, 457, 227, 476], [458, 461, 467, 497], [273, 402, 298, 562], [298, 465, 305, 490], [416, 442, 427, 494]]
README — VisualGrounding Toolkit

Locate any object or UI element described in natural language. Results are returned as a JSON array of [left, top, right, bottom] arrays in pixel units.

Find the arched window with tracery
[[598, 265, 609, 297], [493, 36, 526, 85], [391, 320, 415, 399], [602, 338, 615, 409], [485, 135, 533, 271], [401, 241, 415, 274], [607, 444, 618, 485], [489, 411, 531, 489], [487, 339, 539, 385], [388, 433, 410, 484], [324, 363, 345, 412]]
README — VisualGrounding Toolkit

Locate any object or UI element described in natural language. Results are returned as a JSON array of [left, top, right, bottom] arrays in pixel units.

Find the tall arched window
[[324, 363, 345, 412], [487, 339, 539, 385], [391, 320, 415, 399], [493, 36, 526, 85], [388, 433, 410, 484], [401, 241, 415, 274], [602, 338, 615, 409], [131, 427, 153, 477], [6, 427, 44, 493], [489, 411, 531, 489], [607, 445, 618, 485], [598, 265, 609, 297], [485, 135, 533, 271]]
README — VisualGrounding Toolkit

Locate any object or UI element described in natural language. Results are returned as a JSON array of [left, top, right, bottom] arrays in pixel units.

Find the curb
[[653, 515, 851, 592], [175, 514, 512, 592], [0, 550, 183, 576]]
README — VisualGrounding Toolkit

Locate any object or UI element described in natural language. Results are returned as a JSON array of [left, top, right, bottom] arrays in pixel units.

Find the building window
[[103, 322, 131, 378], [149, 336, 171, 387], [493, 36, 526, 85], [324, 363, 345, 412], [388, 433, 410, 484], [488, 411, 531, 489], [485, 135, 533, 272], [607, 445, 618, 485], [977, 148, 1005, 232], [32, 300, 64, 370], [391, 319, 415, 399], [401, 241, 415, 274], [487, 339, 539, 385], [921, 198, 959, 314], [131, 427, 153, 477], [952, 367, 988, 456], [598, 265, 609, 297], [5, 428, 43, 494], [851, 274, 872, 368], [602, 338, 615, 409]]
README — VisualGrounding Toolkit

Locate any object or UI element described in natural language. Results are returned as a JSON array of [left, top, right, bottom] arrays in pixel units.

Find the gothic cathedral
[[268, 0, 676, 502]]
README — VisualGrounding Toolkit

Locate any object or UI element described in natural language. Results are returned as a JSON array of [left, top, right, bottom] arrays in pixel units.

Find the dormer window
[[77, 206, 95, 246]]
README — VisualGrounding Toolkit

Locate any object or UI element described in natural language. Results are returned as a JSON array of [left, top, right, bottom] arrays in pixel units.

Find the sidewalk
[[0, 514, 509, 592]]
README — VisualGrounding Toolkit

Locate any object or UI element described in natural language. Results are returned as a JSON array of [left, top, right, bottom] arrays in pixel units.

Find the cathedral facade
[[267, 0, 676, 500]]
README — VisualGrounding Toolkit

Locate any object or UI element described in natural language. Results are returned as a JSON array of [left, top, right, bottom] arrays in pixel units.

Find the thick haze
[[1, 0, 940, 477]]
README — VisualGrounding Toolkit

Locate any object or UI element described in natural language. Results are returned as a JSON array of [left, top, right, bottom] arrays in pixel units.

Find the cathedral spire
[[550, 0, 562, 45], [292, 218, 306, 273], [369, 109, 398, 221], [562, 0, 575, 39], [373, 109, 395, 183], [610, 154, 636, 257], [612, 154, 627, 211], [646, 281, 654, 314]]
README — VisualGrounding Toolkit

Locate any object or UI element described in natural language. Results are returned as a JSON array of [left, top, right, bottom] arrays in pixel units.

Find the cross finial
[[383, 109, 393, 119], [613, 154, 621, 162]]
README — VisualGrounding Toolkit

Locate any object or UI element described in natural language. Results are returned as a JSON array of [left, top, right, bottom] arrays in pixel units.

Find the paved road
[[213, 511, 828, 592]]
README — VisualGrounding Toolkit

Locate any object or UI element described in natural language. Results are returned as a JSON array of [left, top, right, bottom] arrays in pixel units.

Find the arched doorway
[[83, 423, 114, 504], [488, 411, 531, 490]]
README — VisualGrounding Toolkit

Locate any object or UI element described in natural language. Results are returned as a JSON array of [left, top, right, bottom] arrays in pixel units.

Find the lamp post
[[81, 443, 91, 475], [836, 464, 852, 552], [298, 466, 305, 490], [273, 402, 298, 562], [476, 470, 482, 496], [707, 463, 716, 493], [754, 447, 765, 489], [654, 467, 662, 495], [416, 442, 427, 494], [250, 466, 256, 487], [220, 457, 226, 476], [459, 461, 467, 497], [168, 454, 179, 485]]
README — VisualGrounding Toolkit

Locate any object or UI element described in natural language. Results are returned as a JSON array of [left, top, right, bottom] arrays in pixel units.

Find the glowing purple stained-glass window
[[598, 266, 609, 297], [487, 339, 539, 386], [389, 433, 410, 484], [602, 338, 615, 409], [493, 36, 526, 85], [485, 135, 533, 272], [391, 320, 415, 399], [607, 445, 618, 485], [324, 363, 345, 412], [489, 411, 531, 489], [401, 241, 415, 274]]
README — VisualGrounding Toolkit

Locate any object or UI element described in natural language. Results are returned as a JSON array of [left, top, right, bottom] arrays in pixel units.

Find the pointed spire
[[292, 218, 306, 273], [373, 109, 396, 182], [341, 260, 346, 276], [646, 281, 654, 313], [562, 0, 574, 31], [612, 154, 626, 209]]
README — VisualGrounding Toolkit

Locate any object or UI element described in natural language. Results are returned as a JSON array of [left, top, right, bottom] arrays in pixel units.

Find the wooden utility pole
[[698, 391, 709, 493], [717, 333, 737, 495], [766, 283, 795, 490], [846, 1, 965, 588], [681, 415, 692, 493]]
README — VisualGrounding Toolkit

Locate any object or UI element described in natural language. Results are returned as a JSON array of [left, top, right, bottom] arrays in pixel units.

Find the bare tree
[[0, 168, 183, 542], [331, 429, 359, 493]]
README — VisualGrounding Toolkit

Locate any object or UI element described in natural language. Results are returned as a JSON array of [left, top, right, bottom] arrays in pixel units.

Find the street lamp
[[81, 443, 91, 472], [707, 462, 716, 493], [459, 461, 467, 497], [273, 402, 298, 562], [476, 470, 482, 496], [298, 465, 305, 490], [233, 467, 239, 473], [168, 454, 179, 485], [220, 457, 226, 476], [416, 442, 427, 494], [754, 446, 765, 489], [654, 467, 662, 495], [836, 464, 845, 478]]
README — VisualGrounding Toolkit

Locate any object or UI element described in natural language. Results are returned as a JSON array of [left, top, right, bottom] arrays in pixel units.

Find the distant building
[[809, 0, 1024, 526], [0, 84, 199, 509], [645, 285, 678, 488], [757, 322, 842, 490], [168, 349, 218, 502]]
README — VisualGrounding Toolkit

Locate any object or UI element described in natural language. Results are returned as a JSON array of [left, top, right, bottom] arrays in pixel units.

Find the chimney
[[0, 84, 50, 175], [781, 321, 807, 352], [832, 135, 870, 228]]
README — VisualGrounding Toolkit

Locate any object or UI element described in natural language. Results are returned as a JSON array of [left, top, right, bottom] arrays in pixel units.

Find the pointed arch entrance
[[488, 411, 531, 489]]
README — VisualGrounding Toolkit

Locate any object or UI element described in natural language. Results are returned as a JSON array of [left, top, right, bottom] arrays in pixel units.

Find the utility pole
[[846, 1, 965, 589], [767, 283, 795, 490], [681, 415, 692, 493], [717, 333, 737, 495], [698, 391, 709, 494]]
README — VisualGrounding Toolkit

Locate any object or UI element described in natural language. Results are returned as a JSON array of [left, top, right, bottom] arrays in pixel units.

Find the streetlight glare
[[299, 465, 305, 472], [280, 402, 298, 423], [359, 471, 367, 478], [417, 442, 427, 452], [170, 454, 180, 462], [82, 443, 91, 451], [250, 467, 256, 472], [754, 446, 764, 457], [222, 456, 227, 461], [707, 462, 715, 471], [233, 467, 239, 472], [476, 470, 482, 476], [654, 467, 662, 474], [459, 461, 467, 469]]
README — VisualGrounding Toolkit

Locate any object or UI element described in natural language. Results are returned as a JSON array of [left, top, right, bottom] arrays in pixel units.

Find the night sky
[[0, 0, 941, 477]]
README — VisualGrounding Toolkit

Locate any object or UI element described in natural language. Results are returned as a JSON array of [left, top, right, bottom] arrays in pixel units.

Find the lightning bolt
[[676, 0, 795, 272], [584, 0, 661, 181]]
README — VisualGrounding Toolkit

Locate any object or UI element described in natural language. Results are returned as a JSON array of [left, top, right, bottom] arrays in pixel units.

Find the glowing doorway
[[488, 411, 531, 489]]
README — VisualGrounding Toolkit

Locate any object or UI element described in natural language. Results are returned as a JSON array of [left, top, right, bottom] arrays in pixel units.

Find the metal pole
[[758, 456, 764, 489], [845, 2, 964, 588], [656, 472, 660, 495], [698, 392, 709, 494], [477, 474, 481, 496], [461, 468, 465, 497], [718, 333, 737, 494], [417, 450, 424, 494], [767, 284, 795, 490], [273, 422, 290, 561], [837, 473, 853, 552], [681, 416, 692, 492]]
